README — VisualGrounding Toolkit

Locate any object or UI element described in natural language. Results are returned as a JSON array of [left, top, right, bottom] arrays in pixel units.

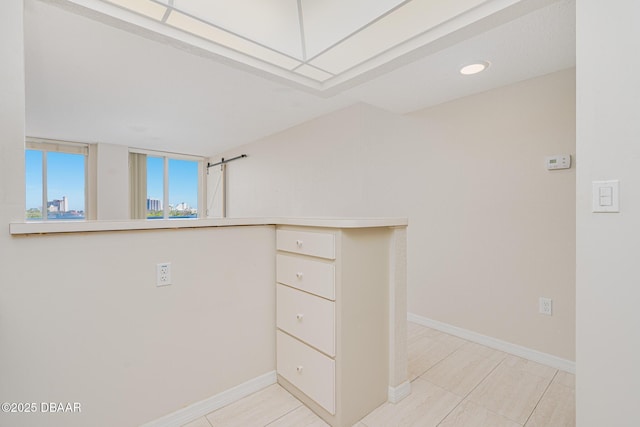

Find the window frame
[[129, 148, 206, 220], [25, 137, 92, 221]]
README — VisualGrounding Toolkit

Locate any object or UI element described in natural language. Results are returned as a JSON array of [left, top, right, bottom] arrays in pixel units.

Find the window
[[25, 139, 88, 221], [129, 150, 205, 220]]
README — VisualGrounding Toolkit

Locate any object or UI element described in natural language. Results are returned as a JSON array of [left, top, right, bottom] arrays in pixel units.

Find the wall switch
[[157, 263, 171, 286], [539, 297, 552, 316], [592, 180, 619, 212]]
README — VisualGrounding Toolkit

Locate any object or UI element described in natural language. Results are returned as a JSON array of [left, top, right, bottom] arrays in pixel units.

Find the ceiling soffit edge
[[35, 0, 562, 95]]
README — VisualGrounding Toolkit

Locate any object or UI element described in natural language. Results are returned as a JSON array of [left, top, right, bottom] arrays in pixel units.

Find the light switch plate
[[592, 180, 619, 213]]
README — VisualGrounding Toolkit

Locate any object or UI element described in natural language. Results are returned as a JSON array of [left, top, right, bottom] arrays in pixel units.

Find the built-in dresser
[[276, 225, 399, 427]]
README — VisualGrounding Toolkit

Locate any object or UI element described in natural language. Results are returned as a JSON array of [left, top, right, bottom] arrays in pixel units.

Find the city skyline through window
[[26, 144, 201, 221], [25, 149, 85, 220], [146, 156, 199, 219]]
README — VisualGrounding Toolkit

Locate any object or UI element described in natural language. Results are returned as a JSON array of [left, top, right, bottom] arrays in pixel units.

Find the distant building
[[147, 198, 162, 211], [47, 196, 68, 212], [175, 202, 190, 211]]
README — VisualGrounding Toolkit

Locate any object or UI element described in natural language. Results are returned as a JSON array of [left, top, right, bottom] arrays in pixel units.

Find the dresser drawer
[[277, 331, 336, 415], [277, 229, 335, 260], [277, 254, 335, 300], [277, 284, 335, 356]]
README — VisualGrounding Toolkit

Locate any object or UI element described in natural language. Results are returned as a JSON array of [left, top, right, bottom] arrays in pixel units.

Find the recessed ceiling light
[[460, 61, 490, 75]]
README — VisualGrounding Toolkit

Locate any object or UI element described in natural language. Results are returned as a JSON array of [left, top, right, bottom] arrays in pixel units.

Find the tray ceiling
[[64, 0, 528, 90]]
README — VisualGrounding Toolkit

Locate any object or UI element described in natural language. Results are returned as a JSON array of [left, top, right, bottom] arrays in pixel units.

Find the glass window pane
[[25, 149, 43, 220], [169, 159, 198, 218], [47, 152, 85, 220], [147, 156, 164, 219]]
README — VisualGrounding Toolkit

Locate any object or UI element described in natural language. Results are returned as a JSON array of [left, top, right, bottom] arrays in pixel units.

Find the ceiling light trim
[[460, 61, 490, 75]]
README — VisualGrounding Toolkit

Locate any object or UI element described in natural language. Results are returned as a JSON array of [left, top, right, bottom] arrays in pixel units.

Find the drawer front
[[277, 331, 335, 415], [277, 284, 335, 356], [276, 254, 335, 300], [276, 229, 335, 260]]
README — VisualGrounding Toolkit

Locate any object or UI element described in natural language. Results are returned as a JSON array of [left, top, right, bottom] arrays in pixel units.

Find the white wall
[[4, 227, 275, 427], [96, 143, 129, 220], [216, 69, 576, 361], [0, 5, 275, 427], [0, 0, 25, 225], [576, 1, 640, 425], [408, 69, 576, 361], [219, 103, 415, 218]]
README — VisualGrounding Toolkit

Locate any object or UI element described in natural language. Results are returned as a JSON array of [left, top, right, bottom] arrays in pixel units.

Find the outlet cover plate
[[539, 297, 552, 316], [157, 263, 172, 286]]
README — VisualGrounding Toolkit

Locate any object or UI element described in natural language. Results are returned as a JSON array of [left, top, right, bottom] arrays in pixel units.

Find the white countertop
[[9, 217, 408, 235]]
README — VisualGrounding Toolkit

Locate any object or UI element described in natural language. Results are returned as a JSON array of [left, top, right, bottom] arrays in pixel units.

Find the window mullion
[[163, 156, 169, 219], [84, 152, 89, 220], [42, 150, 48, 222], [198, 160, 205, 218]]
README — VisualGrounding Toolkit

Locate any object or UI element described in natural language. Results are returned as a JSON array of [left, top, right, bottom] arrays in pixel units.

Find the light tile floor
[[182, 322, 575, 427]]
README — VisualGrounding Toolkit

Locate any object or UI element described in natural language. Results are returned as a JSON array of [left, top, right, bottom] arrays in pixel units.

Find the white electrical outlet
[[157, 263, 172, 286], [539, 297, 552, 316]]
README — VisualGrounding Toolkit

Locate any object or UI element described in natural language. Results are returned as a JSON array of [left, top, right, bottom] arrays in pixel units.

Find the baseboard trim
[[141, 370, 277, 427], [408, 313, 575, 374], [388, 381, 411, 404]]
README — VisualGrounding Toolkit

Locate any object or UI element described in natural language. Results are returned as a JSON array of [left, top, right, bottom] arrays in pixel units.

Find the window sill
[[10, 217, 408, 235]]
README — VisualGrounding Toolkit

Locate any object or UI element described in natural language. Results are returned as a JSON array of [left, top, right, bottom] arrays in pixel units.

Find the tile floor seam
[[431, 352, 507, 427], [413, 330, 511, 427], [199, 323, 572, 427], [449, 350, 507, 400], [402, 377, 463, 427], [410, 339, 461, 379], [423, 348, 507, 394], [443, 400, 530, 427], [431, 383, 464, 427], [478, 404, 526, 426], [549, 382, 575, 393], [466, 356, 556, 426], [521, 369, 558, 427], [261, 401, 304, 427], [419, 345, 467, 378]]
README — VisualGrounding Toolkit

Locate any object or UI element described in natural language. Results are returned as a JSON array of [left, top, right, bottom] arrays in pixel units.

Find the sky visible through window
[[26, 151, 199, 219], [25, 150, 85, 214], [147, 156, 164, 206], [147, 156, 199, 217]]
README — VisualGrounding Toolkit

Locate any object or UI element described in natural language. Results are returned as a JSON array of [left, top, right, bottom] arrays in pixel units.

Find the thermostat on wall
[[545, 154, 571, 170]]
